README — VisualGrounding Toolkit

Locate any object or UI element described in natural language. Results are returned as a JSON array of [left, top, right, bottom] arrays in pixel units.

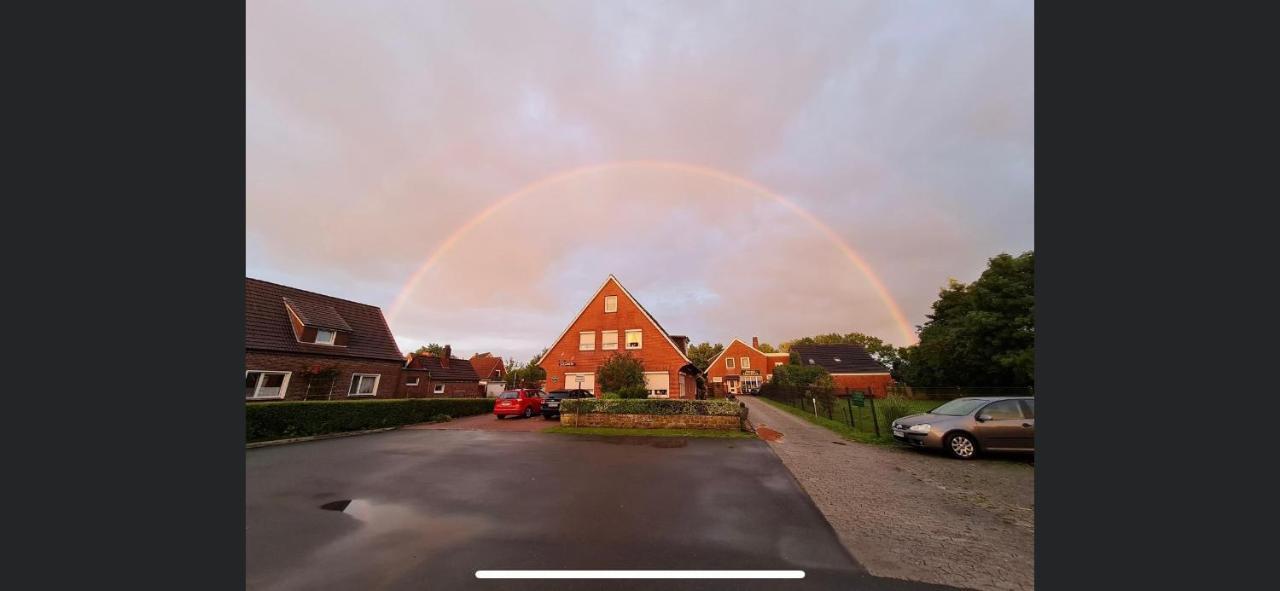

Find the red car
[[494, 389, 544, 419]]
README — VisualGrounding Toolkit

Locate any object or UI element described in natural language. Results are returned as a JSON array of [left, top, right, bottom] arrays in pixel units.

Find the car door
[[972, 400, 1027, 450], [1016, 399, 1035, 450]]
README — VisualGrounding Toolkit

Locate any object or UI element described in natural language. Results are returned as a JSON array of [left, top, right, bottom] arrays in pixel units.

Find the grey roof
[[790, 344, 889, 373], [407, 354, 481, 382], [245, 278, 403, 362]]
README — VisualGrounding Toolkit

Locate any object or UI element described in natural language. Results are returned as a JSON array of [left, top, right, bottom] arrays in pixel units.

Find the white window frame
[[601, 330, 619, 350], [579, 331, 595, 351], [625, 329, 642, 350], [604, 295, 618, 313], [433, 384, 445, 394], [726, 357, 735, 369], [349, 373, 380, 397], [246, 370, 291, 400], [740, 357, 750, 370], [314, 329, 336, 345], [406, 377, 420, 386]]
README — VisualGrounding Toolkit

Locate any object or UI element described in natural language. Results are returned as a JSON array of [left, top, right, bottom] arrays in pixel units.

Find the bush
[[878, 394, 915, 426], [559, 398, 741, 416], [614, 384, 649, 399], [246, 398, 493, 442], [429, 413, 452, 423], [601, 392, 622, 399], [595, 352, 647, 392]]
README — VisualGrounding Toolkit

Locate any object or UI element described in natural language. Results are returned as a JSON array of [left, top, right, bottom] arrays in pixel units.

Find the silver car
[[890, 397, 1034, 459]]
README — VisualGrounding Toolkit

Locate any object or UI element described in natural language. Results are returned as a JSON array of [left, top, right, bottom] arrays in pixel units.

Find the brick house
[[790, 343, 894, 397], [469, 352, 507, 396], [537, 275, 700, 398], [399, 345, 484, 398], [245, 277, 405, 401], [704, 336, 792, 396]]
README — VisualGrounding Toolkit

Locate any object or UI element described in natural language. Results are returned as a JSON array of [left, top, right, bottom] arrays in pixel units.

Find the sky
[[246, 0, 1033, 361]]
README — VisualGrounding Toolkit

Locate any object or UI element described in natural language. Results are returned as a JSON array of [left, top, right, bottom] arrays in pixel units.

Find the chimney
[[752, 336, 760, 349], [442, 345, 451, 366]]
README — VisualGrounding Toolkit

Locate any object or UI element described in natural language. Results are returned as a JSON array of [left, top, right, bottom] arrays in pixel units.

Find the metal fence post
[[869, 394, 880, 438], [846, 397, 855, 427]]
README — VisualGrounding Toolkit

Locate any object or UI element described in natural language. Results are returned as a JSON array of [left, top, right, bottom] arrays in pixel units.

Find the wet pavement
[[247, 429, 963, 591]]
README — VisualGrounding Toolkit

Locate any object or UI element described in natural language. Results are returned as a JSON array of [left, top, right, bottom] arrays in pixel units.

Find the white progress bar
[[475, 570, 805, 579]]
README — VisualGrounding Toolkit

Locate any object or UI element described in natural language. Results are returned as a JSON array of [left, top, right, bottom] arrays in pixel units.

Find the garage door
[[644, 371, 670, 398], [564, 372, 595, 392]]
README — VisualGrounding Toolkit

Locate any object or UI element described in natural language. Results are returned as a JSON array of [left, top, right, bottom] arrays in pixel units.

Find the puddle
[[756, 426, 783, 442], [582, 436, 689, 448]]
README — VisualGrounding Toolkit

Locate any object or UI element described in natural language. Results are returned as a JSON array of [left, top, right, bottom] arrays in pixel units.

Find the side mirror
[[976, 414, 993, 422]]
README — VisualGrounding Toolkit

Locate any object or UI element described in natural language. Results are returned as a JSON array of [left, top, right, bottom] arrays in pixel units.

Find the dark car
[[541, 389, 593, 419], [890, 397, 1034, 459]]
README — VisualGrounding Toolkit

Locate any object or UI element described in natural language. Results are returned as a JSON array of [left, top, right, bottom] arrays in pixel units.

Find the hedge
[[246, 398, 494, 442], [558, 398, 741, 416]]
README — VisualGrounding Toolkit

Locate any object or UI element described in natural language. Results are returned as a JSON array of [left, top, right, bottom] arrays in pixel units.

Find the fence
[[757, 382, 1033, 440]]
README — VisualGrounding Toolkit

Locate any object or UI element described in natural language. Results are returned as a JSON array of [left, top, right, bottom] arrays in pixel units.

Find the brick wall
[[561, 412, 740, 430], [831, 374, 894, 398], [398, 371, 484, 398], [245, 351, 403, 401], [538, 277, 694, 398]]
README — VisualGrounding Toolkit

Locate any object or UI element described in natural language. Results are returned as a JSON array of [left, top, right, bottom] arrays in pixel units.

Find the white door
[[564, 372, 595, 392], [644, 371, 670, 398]]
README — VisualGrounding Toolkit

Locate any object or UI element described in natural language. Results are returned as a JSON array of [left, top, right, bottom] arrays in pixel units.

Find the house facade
[[469, 353, 507, 396], [537, 275, 700, 398], [399, 345, 484, 397], [790, 343, 894, 397], [245, 278, 405, 401], [704, 337, 792, 396]]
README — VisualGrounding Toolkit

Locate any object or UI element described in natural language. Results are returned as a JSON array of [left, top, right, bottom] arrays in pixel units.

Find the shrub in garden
[[429, 413, 452, 423], [559, 398, 741, 416], [246, 398, 493, 442], [595, 351, 647, 393], [615, 384, 649, 399], [878, 394, 915, 426]]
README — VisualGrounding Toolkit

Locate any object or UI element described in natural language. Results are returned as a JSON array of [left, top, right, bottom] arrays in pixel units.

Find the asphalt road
[[247, 429, 964, 591]]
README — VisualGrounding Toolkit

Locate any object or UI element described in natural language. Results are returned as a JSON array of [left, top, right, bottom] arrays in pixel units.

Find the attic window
[[808, 359, 815, 365], [833, 357, 842, 363], [604, 295, 618, 313], [315, 329, 336, 345]]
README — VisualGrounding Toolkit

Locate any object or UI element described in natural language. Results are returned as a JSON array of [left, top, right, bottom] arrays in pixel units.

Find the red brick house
[[704, 337, 792, 396], [538, 275, 700, 398], [469, 353, 507, 396], [790, 343, 894, 397], [245, 278, 405, 401], [399, 345, 484, 398]]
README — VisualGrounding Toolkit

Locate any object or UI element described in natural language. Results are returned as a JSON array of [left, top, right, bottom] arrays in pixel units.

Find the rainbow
[[387, 160, 918, 345]]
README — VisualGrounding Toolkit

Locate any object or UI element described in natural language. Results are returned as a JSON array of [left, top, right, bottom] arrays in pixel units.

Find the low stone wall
[[561, 412, 741, 430]]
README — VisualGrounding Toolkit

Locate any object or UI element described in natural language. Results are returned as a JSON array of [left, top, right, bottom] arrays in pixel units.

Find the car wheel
[[543, 413, 555, 420], [495, 415, 504, 420], [523, 407, 533, 419], [945, 432, 978, 459]]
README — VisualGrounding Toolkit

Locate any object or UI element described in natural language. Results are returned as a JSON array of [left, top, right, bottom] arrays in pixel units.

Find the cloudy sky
[[247, 0, 1033, 360]]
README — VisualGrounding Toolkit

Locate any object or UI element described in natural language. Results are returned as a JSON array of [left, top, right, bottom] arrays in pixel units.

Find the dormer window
[[315, 329, 336, 345], [833, 357, 842, 363]]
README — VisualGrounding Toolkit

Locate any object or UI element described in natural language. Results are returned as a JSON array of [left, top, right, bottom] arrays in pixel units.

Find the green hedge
[[246, 398, 494, 442], [559, 398, 741, 416]]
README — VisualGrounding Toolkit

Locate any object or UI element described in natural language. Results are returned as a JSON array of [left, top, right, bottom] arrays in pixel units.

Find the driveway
[[740, 396, 1035, 591], [403, 411, 555, 432], [247, 429, 962, 591]]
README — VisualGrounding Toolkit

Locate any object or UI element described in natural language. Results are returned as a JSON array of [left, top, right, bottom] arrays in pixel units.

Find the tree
[[686, 342, 725, 373], [779, 332, 905, 375], [504, 349, 549, 389], [772, 364, 835, 390], [756, 342, 779, 353], [898, 251, 1034, 386], [413, 343, 445, 356], [595, 351, 647, 397]]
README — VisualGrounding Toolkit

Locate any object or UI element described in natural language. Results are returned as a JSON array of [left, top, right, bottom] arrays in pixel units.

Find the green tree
[[686, 342, 725, 373], [756, 342, 778, 353], [504, 349, 549, 389], [595, 351, 647, 397], [898, 251, 1034, 386], [413, 343, 445, 356], [772, 364, 835, 390]]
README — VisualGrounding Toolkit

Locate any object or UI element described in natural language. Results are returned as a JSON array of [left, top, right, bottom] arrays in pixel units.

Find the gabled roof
[[540, 275, 694, 368], [790, 343, 890, 374], [469, 354, 504, 378], [245, 277, 404, 362], [703, 338, 789, 372], [407, 354, 481, 381], [282, 296, 353, 331]]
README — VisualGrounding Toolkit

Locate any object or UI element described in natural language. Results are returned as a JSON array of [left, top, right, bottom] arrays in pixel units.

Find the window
[[579, 331, 595, 351], [602, 330, 618, 350], [604, 295, 618, 313], [740, 357, 750, 369], [434, 384, 445, 394], [712, 377, 723, 383], [726, 357, 735, 369], [406, 377, 420, 386], [644, 372, 670, 398], [1019, 399, 1035, 418], [930, 399, 987, 416], [625, 329, 642, 349], [833, 357, 842, 363], [314, 329, 336, 345], [348, 374, 379, 397], [246, 371, 290, 399], [980, 400, 1023, 420], [743, 375, 762, 389], [774, 362, 784, 368]]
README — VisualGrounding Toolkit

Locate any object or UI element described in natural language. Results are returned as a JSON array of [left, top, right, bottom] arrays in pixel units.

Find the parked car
[[494, 389, 544, 419], [541, 389, 593, 419], [890, 397, 1034, 459]]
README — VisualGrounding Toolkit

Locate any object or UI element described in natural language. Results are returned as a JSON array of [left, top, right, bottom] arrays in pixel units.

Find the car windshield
[[499, 391, 520, 399], [929, 399, 988, 416]]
